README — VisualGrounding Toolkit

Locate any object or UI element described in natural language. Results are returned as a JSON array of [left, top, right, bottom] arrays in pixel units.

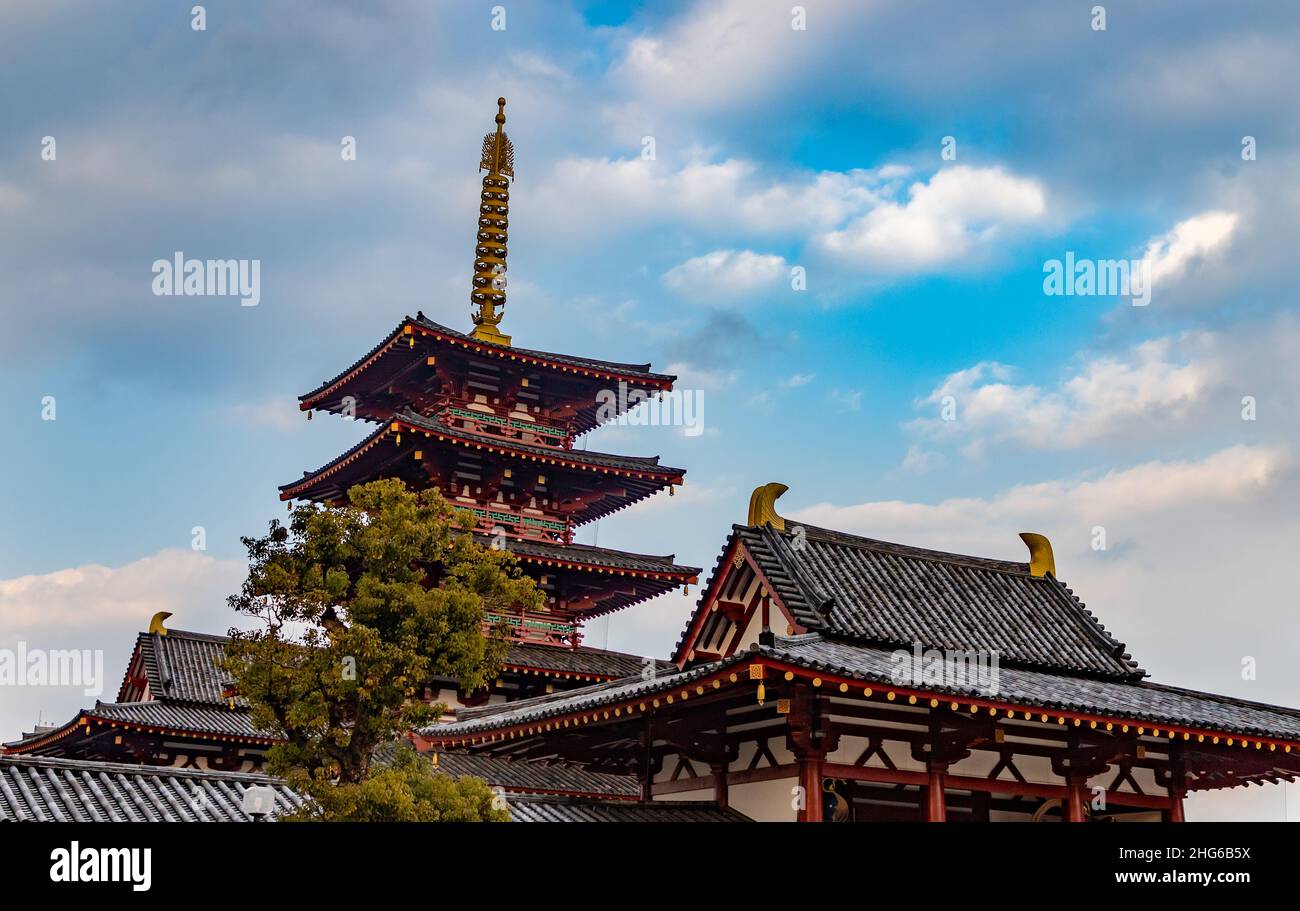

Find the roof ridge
[[772, 522, 1032, 575], [0, 753, 282, 784], [397, 409, 672, 469]]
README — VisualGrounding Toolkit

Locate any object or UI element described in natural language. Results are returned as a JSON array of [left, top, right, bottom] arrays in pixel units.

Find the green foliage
[[222, 479, 542, 820], [279, 747, 511, 822]]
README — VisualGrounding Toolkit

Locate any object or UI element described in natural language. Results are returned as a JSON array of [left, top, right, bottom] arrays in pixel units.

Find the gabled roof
[[0, 755, 301, 822], [118, 628, 234, 706], [684, 523, 1140, 680]]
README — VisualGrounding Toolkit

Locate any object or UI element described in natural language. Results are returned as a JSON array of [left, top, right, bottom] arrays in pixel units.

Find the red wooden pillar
[[799, 754, 824, 823], [1065, 777, 1087, 822], [1167, 793, 1185, 822], [1165, 756, 1186, 822], [924, 762, 947, 822]]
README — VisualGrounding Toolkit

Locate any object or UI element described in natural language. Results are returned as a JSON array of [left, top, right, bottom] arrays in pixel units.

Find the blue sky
[[3, 1, 1299, 819]]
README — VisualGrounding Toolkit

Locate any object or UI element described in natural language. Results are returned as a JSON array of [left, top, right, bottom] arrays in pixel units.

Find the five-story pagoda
[[280, 99, 698, 705]]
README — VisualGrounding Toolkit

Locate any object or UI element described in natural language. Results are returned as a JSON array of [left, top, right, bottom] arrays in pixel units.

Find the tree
[[221, 479, 542, 821]]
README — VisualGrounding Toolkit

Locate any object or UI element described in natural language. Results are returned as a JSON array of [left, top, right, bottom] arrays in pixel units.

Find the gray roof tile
[[0, 755, 300, 822], [506, 795, 748, 822], [725, 523, 1140, 679]]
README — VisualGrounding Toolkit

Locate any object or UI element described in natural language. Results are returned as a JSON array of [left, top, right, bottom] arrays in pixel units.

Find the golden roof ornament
[[470, 97, 514, 346], [1019, 532, 1056, 578], [747, 482, 788, 531]]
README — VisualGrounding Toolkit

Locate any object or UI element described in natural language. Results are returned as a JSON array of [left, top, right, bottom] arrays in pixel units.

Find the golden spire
[[470, 97, 514, 346]]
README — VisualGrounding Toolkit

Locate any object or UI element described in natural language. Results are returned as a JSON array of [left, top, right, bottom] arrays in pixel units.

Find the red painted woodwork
[[925, 764, 947, 822], [800, 755, 823, 823]]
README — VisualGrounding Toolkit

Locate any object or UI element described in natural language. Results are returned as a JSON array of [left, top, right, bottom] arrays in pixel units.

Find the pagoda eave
[[298, 315, 677, 435], [280, 413, 684, 522]]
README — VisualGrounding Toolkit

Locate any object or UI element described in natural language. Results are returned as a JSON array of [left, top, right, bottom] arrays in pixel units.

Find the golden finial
[[747, 482, 788, 531], [1019, 532, 1056, 578], [148, 611, 172, 636], [470, 97, 514, 345]]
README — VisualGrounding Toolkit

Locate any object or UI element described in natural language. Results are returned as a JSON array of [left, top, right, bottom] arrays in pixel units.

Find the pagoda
[[279, 98, 698, 703]]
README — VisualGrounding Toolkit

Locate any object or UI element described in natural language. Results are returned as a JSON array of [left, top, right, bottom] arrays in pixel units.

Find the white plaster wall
[[729, 777, 799, 822]]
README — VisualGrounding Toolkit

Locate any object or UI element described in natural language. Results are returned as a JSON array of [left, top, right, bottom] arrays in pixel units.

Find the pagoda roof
[[675, 522, 1141, 680], [0, 754, 302, 822], [417, 634, 1300, 789], [505, 537, 697, 578], [501, 537, 699, 620], [502, 641, 673, 681], [279, 409, 683, 518], [298, 314, 675, 428]]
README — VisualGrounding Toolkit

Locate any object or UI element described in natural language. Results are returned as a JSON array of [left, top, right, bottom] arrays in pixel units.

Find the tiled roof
[[505, 537, 698, 578], [724, 523, 1141, 679], [395, 409, 682, 475], [428, 751, 639, 798], [280, 409, 683, 511], [506, 795, 749, 822], [768, 635, 1300, 743], [425, 663, 718, 733], [0, 755, 301, 822], [300, 314, 674, 409], [3, 701, 271, 753], [89, 701, 269, 739], [122, 629, 234, 706], [503, 641, 673, 680], [412, 315, 672, 382], [421, 634, 1300, 746], [503, 537, 699, 618]]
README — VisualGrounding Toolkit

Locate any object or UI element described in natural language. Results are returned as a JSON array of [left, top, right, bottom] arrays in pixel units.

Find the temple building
[[8, 99, 1300, 823], [279, 97, 698, 700], [412, 485, 1300, 822], [2, 99, 701, 818]]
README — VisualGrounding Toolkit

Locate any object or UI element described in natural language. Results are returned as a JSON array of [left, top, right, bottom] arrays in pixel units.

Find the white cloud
[[900, 444, 946, 475], [613, 0, 865, 110], [664, 361, 738, 391], [532, 154, 884, 238], [220, 397, 308, 433], [830, 389, 862, 411], [663, 249, 788, 296], [0, 550, 247, 742], [798, 444, 1291, 543], [816, 165, 1047, 271], [780, 373, 815, 388], [1142, 209, 1240, 286], [911, 333, 1222, 454]]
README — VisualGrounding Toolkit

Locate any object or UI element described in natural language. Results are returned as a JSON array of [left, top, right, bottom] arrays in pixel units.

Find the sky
[[2, 0, 1298, 820]]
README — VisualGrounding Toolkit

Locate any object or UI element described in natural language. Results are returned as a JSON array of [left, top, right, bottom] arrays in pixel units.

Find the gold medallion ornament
[[470, 97, 515, 346]]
